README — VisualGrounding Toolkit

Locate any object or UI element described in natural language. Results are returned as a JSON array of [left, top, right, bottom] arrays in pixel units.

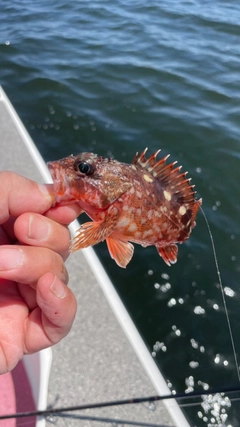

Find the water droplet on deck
[[46, 414, 58, 424], [142, 400, 156, 411], [147, 401, 156, 411]]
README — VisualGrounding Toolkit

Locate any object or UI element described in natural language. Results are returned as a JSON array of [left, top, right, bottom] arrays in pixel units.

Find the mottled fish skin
[[48, 149, 202, 268]]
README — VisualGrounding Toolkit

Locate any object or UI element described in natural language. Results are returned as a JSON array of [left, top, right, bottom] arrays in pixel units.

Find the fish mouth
[[47, 161, 71, 205]]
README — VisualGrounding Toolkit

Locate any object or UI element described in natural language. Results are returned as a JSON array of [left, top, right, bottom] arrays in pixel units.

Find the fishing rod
[[1, 384, 240, 421]]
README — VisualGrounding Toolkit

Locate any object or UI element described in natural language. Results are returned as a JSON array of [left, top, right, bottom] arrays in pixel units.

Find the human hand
[[0, 171, 80, 374]]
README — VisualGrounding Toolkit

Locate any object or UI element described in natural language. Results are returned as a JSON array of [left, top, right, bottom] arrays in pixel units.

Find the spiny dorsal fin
[[132, 148, 197, 206]]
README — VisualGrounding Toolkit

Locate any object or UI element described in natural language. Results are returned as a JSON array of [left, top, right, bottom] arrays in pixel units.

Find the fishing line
[[1, 385, 240, 421], [0, 200, 238, 423], [200, 205, 240, 383]]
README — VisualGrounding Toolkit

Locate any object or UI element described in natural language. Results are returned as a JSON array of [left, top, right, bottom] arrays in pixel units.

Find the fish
[[48, 149, 202, 268]]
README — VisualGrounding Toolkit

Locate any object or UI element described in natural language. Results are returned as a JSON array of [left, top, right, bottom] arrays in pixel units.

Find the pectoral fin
[[106, 236, 134, 268], [71, 207, 119, 251], [156, 244, 178, 266]]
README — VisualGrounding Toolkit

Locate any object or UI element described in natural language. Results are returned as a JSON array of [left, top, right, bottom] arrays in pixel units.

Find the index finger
[[45, 204, 83, 224], [0, 172, 54, 224]]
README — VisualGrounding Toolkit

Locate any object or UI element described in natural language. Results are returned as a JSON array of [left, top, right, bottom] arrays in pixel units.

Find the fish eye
[[76, 161, 94, 176]]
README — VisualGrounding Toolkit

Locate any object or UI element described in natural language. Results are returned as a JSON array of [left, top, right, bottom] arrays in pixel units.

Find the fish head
[[48, 152, 132, 210]]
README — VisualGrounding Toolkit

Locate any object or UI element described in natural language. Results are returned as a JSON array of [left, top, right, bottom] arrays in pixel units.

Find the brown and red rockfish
[[48, 149, 202, 268]]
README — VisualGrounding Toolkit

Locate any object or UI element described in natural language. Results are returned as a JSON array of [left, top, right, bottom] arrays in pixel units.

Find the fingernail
[[28, 214, 51, 241], [38, 184, 55, 204], [50, 275, 66, 299], [0, 248, 24, 270]]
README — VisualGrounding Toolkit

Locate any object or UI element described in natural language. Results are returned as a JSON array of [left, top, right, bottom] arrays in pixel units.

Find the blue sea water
[[1, 1, 240, 425]]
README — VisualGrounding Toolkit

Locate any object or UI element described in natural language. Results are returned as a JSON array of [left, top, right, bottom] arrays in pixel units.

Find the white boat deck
[[0, 86, 190, 427]]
